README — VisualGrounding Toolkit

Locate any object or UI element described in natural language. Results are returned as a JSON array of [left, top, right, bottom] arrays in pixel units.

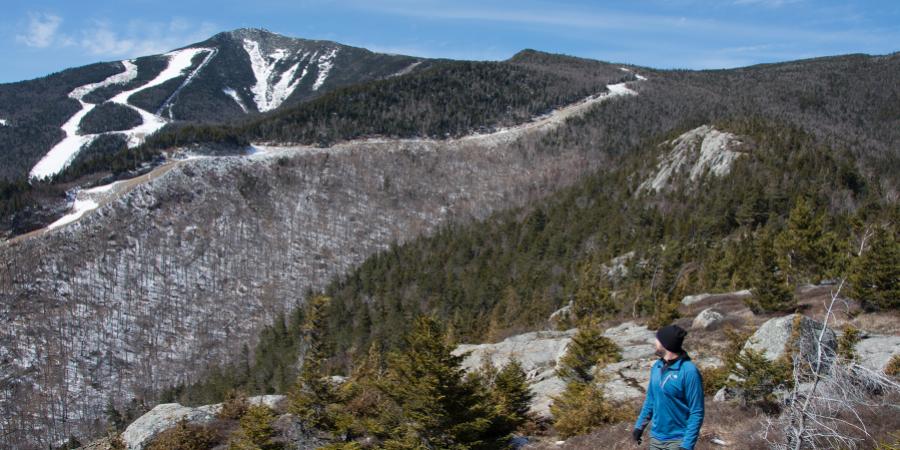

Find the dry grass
[[524, 402, 771, 449]]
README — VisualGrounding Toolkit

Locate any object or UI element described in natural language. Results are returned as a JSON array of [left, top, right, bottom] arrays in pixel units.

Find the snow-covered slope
[[242, 38, 335, 112]]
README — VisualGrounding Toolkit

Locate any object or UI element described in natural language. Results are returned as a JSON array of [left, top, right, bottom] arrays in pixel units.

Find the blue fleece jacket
[[634, 354, 705, 449]]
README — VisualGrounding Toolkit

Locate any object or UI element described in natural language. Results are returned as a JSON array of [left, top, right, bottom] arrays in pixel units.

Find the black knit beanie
[[656, 324, 687, 353]]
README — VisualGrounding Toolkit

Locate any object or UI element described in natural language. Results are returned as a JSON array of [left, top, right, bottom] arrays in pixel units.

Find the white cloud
[[78, 18, 219, 57], [16, 13, 62, 48], [16, 13, 219, 58]]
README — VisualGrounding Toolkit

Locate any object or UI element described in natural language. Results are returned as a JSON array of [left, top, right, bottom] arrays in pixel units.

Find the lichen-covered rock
[[692, 308, 725, 330], [743, 314, 836, 365]]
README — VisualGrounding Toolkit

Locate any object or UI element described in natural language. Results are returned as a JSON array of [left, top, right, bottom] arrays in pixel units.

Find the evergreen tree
[[550, 380, 625, 439], [228, 405, 283, 450], [775, 197, 837, 283], [849, 226, 899, 311], [378, 316, 510, 450], [556, 323, 621, 383], [572, 258, 618, 322], [105, 398, 124, 431], [491, 360, 534, 433], [747, 232, 796, 313], [288, 295, 337, 430]]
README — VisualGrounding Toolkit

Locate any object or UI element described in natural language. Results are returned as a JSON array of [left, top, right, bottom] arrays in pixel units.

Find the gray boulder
[[122, 403, 219, 450], [692, 308, 725, 330], [121, 395, 286, 449], [743, 314, 836, 365], [854, 334, 900, 372], [454, 329, 576, 417], [681, 289, 751, 306]]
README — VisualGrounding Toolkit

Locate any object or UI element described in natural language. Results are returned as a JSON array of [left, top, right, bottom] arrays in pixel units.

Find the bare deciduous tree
[[763, 277, 900, 449]]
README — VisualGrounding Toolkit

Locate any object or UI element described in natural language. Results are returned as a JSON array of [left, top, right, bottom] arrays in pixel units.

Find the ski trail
[[29, 48, 214, 180], [29, 61, 139, 180], [110, 47, 213, 147], [158, 48, 219, 118]]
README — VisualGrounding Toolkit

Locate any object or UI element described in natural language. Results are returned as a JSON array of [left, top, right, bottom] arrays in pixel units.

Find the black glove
[[632, 427, 644, 444]]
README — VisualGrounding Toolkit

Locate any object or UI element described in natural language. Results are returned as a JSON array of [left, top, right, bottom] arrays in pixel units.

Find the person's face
[[654, 338, 666, 358]]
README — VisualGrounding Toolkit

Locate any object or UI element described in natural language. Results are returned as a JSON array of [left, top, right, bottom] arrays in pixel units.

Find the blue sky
[[2, 0, 898, 83]]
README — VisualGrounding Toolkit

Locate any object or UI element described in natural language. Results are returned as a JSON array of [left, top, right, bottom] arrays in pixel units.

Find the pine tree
[[491, 359, 534, 433], [228, 405, 283, 450], [288, 295, 337, 430], [849, 226, 899, 311], [378, 316, 509, 450], [556, 323, 621, 383], [747, 232, 795, 313], [572, 258, 618, 322], [550, 380, 625, 438], [775, 197, 837, 283]]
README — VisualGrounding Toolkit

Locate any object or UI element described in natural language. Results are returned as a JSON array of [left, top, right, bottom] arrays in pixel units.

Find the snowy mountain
[[0, 28, 427, 181]]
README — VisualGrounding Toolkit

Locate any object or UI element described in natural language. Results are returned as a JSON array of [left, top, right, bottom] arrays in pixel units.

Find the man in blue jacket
[[632, 324, 705, 449]]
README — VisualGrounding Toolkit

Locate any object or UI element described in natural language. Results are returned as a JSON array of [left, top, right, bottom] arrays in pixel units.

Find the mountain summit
[[0, 28, 427, 181]]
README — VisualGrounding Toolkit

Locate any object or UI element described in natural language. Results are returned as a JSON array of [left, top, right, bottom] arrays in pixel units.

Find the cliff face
[[0, 86, 635, 448]]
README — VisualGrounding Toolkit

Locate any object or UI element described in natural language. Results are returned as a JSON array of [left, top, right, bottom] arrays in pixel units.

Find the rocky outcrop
[[453, 321, 721, 417], [692, 308, 725, 330], [639, 125, 749, 193], [455, 329, 576, 417], [121, 395, 286, 450], [122, 403, 220, 450], [743, 314, 836, 365]]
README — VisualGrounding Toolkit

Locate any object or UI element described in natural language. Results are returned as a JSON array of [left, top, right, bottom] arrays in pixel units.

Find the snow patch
[[312, 48, 339, 91], [390, 61, 422, 78], [223, 87, 249, 113], [47, 198, 99, 230], [640, 125, 746, 192], [243, 39, 308, 112]]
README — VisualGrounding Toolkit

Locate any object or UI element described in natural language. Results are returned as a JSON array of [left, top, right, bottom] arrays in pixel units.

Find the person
[[631, 324, 705, 449]]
